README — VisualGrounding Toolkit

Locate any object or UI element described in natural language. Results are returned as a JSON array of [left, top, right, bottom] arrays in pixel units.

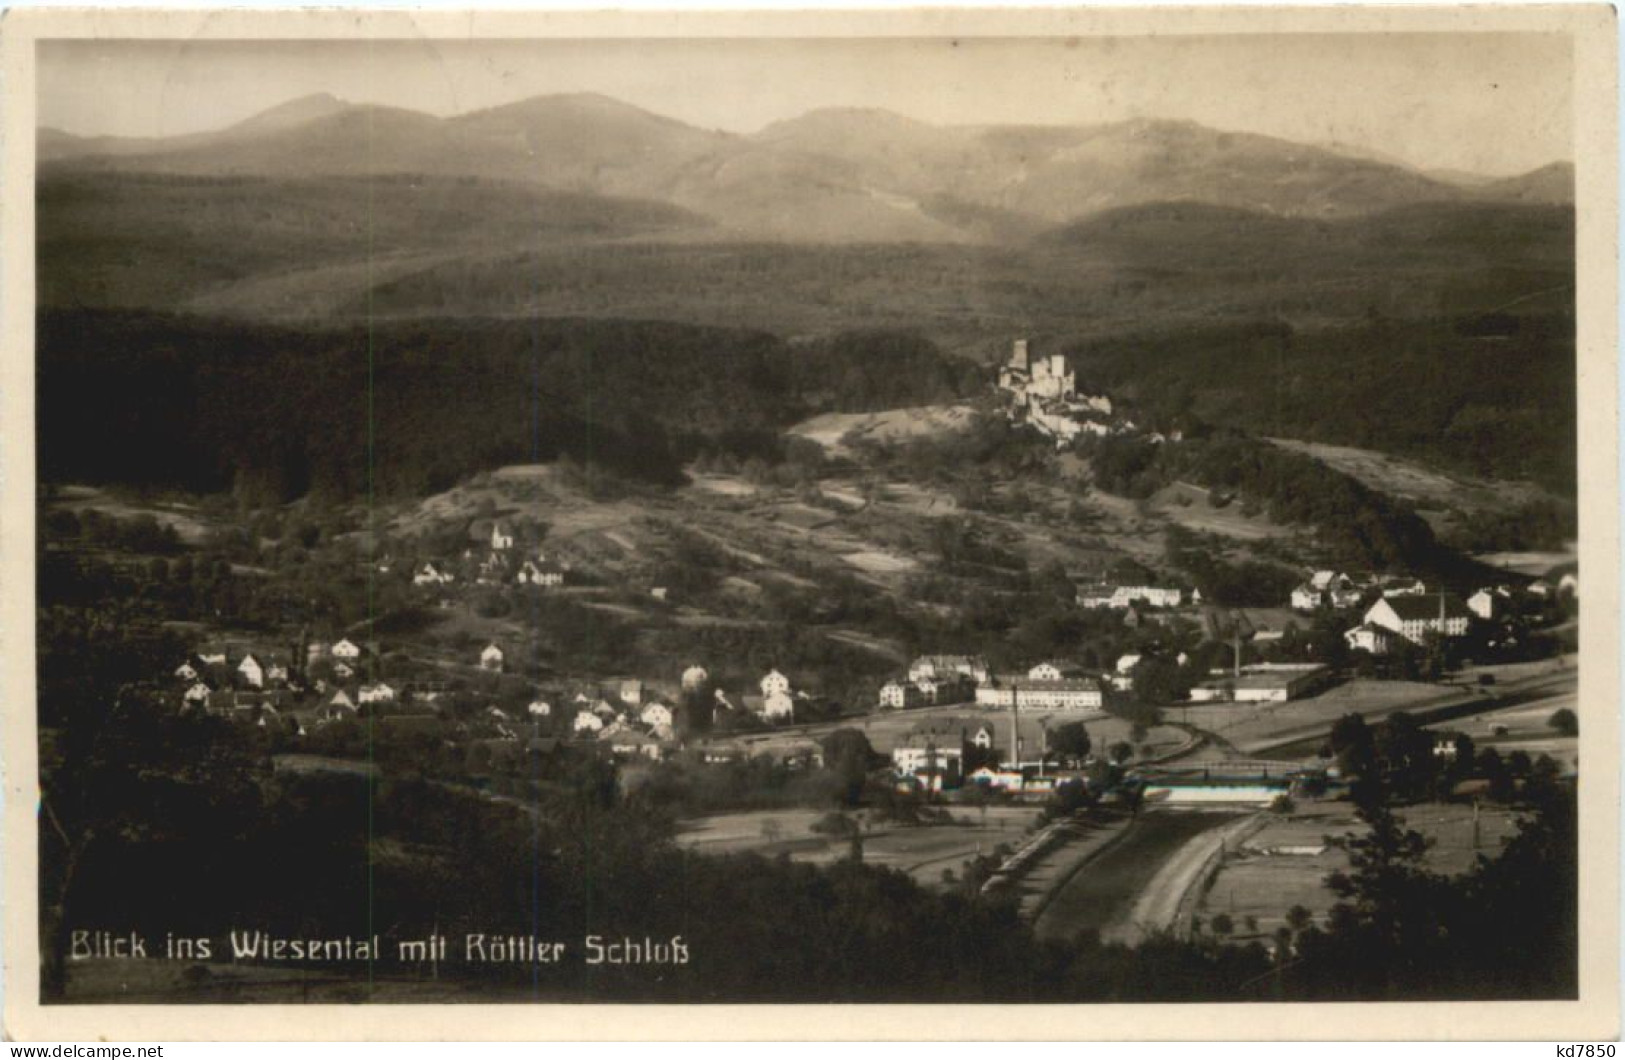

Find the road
[[1104, 813, 1263, 945], [1031, 810, 1238, 943]]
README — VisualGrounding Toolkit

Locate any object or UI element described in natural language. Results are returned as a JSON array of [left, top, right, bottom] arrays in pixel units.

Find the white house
[[639, 702, 674, 729], [573, 711, 605, 734], [892, 738, 964, 779], [907, 655, 990, 686], [182, 681, 212, 706], [327, 689, 356, 713], [1365, 594, 1472, 644], [1027, 661, 1087, 681], [1112, 585, 1184, 609], [760, 669, 791, 699], [1290, 585, 1323, 611], [761, 690, 795, 722], [333, 661, 356, 680], [1344, 624, 1394, 655], [908, 676, 943, 705], [970, 725, 996, 750], [414, 562, 455, 586], [681, 665, 710, 691], [619, 680, 645, 707], [517, 559, 564, 587], [235, 654, 264, 688], [175, 660, 198, 681], [198, 652, 227, 666], [490, 522, 515, 551], [975, 677, 1102, 711], [528, 699, 552, 718], [358, 683, 396, 704], [480, 643, 505, 671], [1558, 571, 1579, 598], [331, 639, 361, 660], [1468, 588, 1506, 620], [608, 732, 667, 761], [1309, 570, 1347, 592], [1329, 586, 1364, 610], [880, 679, 923, 709]]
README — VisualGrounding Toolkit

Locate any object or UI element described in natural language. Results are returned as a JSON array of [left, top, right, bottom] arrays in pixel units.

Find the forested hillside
[[1067, 312, 1576, 496], [37, 311, 980, 501]]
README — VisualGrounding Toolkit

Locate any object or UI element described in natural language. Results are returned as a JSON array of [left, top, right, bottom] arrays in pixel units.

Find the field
[[1470, 549, 1579, 576], [1148, 481, 1298, 542], [1267, 437, 1559, 523], [51, 484, 213, 544], [1198, 801, 1528, 941], [788, 405, 976, 458], [1173, 679, 1454, 757], [1430, 688, 1580, 773], [675, 806, 1041, 889]]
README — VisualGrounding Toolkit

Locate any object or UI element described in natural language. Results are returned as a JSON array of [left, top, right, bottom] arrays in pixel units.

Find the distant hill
[[1475, 162, 1575, 206], [41, 92, 1574, 244], [38, 171, 711, 318], [38, 163, 1572, 349]]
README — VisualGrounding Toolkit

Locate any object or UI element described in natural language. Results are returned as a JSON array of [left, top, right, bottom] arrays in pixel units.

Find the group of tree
[[1065, 310, 1576, 499], [40, 310, 981, 505], [1085, 428, 1445, 573]]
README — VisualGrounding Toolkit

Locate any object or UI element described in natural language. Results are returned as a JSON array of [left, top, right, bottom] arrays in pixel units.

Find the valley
[[33, 79, 1584, 1008]]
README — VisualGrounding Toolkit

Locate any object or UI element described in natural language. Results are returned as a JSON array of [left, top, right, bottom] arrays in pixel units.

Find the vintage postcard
[[0, 5, 1618, 1041]]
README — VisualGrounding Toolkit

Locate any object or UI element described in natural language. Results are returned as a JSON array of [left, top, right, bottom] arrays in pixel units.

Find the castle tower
[[1010, 339, 1030, 372]]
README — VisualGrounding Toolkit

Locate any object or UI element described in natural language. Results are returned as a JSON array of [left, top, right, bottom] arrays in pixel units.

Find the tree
[[821, 728, 878, 806], [1108, 741, 1134, 765], [1050, 721, 1093, 766], [1323, 779, 1449, 992], [1375, 712, 1433, 798], [1211, 913, 1235, 939], [1476, 747, 1515, 803], [1329, 713, 1377, 781], [1548, 707, 1578, 737], [1133, 656, 1189, 705]]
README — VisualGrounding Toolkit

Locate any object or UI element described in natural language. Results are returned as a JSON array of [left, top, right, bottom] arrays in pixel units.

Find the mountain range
[[37, 91, 1578, 504], [41, 91, 1572, 244]]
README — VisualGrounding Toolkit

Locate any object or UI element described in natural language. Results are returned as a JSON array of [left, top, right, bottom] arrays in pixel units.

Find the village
[[150, 328, 1578, 803]]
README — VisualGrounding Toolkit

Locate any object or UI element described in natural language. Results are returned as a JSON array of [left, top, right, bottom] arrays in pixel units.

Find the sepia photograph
[[1, 5, 1618, 1040]]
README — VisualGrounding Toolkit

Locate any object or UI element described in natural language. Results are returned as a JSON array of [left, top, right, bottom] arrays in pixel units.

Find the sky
[[39, 33, 1573, 176]]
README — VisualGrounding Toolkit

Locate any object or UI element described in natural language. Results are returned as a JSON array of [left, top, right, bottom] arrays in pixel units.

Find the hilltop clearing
[[1266, 438, 1559, 516], [788, 405, 977, 458]]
